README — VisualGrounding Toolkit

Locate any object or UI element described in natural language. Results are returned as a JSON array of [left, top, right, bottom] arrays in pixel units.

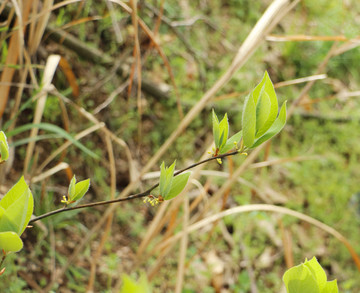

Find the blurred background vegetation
[[0, 0, 359, 292]]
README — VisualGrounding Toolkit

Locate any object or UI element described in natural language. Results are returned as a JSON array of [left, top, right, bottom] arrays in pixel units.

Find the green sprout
[[144, 161, 191, 205], [211, 110, 243, 163], [61, 175, 90, 205]]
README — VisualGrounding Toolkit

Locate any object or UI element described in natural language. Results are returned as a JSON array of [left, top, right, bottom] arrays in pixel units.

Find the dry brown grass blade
[[58, 56, 79, 97], [266, 34, 348, 42], [175, 196, 189, 293], [214, 74, 327, 102], [111, 0, 184, 119], [129, 0, 143, 143], [0, 1, 32, 118], [332, 37, 360, 56], [279, 219, 294, 269], [152, 0, 164, 38], [56, 96, 71, 163], [156, 204, 360, 271], [28, 0, 53, 55], [7, 67, 30, 132], [60, 15, 103, 31], [249, 155, 321, 169], [32, 162, 69, 183], [87, 133, 116, 292], [10, 0, 25, 66], [23, 54, 61, 175], [136, 201, 170, 258]]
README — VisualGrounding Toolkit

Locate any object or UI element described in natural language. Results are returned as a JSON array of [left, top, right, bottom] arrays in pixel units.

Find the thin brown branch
[[29, 150, 242, 224]]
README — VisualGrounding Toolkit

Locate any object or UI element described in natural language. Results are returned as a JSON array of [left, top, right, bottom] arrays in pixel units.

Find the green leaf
[[253, 72, 279, 138], [212, 109, 220, 149], [0, 231, 23, 252], [119, 273, 152, 293], [242, 94, 256, 148], [255, 92, 271, 137], [68, 175, 76, 199], [220, 130, 242, 154], [0, 131, 9, 162], [218, 113, 229, 149], [72, 178, 90, 202], [283, 257, 338, 293], [159, 161, 176, 198], [6, 123, 100, 160], [323, 280, 338, 293], [305, 257, 327, 292], [159, 162, 167, 197], [164, 172, 191, 200], [283, 263, 319, 293], [0, 176, 34, 235], [0, 207, 19, 234], [0, 191, 30, 235], [251, 101, 287, 148]]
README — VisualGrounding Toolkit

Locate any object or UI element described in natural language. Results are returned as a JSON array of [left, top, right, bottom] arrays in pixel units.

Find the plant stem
[[29, 150, 243, 224]]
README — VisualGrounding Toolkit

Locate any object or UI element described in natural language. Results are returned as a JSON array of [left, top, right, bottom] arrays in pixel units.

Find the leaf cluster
[[211, 71, 287, 163], [61, 175, 91, 205]]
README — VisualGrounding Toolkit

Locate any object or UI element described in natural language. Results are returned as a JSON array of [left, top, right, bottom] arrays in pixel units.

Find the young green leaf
[[220, 130, 242, 154], [68, 175, 76, 199], [0, 231, 23, 253], [0, 189, 31, 235], [253, 71, 278, 138], [255, 91, 271, 137], [120, 273, 152, 293], [0, 131, 9, 162], [283, 263, 319, 293], [218, 113, 229, 149], [323, 280, 338, 293], [250, 101, 287, 148], [283, 257, 338, 293], [212, 109, 220, 149], [72, 178, 90, 202], [164, 172, 191, 200], [159, 161, 176, 199], [304, 257, 327, 292], [0, 176, 34, 235], [242, 93, 256, 148]]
